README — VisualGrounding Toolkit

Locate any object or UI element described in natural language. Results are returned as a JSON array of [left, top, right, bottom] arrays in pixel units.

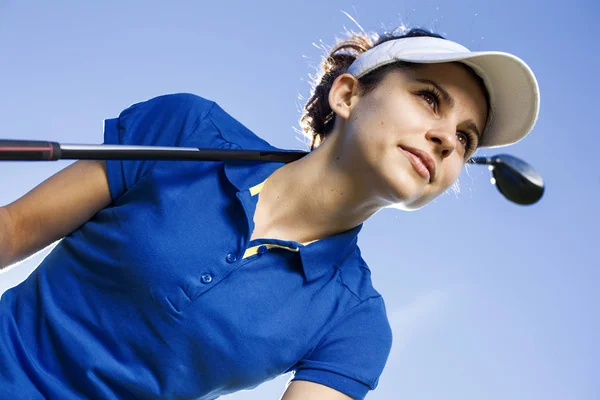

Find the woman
[[0, 28, 539, 399]]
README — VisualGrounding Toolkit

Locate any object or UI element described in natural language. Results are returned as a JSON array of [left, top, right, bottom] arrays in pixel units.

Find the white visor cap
[[346, 37, 540, 148]]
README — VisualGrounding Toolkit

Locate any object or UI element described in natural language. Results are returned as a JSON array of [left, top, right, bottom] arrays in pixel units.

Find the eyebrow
[[415, 78, 482, 140]]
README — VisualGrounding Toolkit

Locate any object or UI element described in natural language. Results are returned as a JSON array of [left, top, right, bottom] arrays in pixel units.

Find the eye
[[457, 131, 477, 156], [418, 88, 441, 111]]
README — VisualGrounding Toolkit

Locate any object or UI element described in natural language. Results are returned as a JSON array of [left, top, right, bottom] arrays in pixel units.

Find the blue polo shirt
[[0, 93, 393, 399]]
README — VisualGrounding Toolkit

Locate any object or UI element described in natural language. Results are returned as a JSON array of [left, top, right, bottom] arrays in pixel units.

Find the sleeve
[[102, 93, 215, 201], [290, 296, 393, 399]]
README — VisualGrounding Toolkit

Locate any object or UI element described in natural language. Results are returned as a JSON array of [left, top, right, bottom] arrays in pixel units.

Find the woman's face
[[332, 62, 489, 210]]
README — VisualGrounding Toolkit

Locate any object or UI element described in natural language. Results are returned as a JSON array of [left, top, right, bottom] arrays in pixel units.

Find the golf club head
[[490, 154, 545, 205]]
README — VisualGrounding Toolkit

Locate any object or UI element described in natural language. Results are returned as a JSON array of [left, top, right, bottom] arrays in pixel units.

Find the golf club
[[0, 140, 544, 205], [469, 154, 545, 205]]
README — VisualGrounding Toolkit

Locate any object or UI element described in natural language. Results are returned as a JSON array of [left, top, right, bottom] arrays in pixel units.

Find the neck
[[252, 136, 384, 243]]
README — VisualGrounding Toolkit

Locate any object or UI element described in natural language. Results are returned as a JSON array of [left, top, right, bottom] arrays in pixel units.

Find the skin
[[251, 62, 489, 244]]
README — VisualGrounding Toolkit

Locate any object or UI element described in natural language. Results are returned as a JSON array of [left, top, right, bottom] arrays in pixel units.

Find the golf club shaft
[[0, 140, 308, 163], [468, 156, 492, 165], [2, 140, 490, 165]]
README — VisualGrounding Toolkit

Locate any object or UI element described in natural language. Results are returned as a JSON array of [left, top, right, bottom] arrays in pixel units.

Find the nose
[[425, 129, 457, 159]]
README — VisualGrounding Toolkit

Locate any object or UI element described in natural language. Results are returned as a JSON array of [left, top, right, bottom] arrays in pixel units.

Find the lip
[[399, 145, 437, 183]]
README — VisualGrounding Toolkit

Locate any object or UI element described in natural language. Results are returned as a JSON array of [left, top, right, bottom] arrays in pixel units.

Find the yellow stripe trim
[[242, 243, 300, 259], [249, 181, 266, 196]]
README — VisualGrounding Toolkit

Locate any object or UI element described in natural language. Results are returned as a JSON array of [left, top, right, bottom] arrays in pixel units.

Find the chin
[[386, 198, 430, 211], [383, 177, 440, 211], [381, 171, 427, 207], [372, 154, 442, 210]]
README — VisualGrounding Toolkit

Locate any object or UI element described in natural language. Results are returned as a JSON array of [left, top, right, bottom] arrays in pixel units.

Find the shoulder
[[123, 93, 215, 115], [120, 93, 275, 150], [333, 246, 393, 356], [203, 99, 275, 151], [334, 246, 393, 352], [117, 93, 216, 131], [337, 246, 385, 302], [341, 294, 393, 346]]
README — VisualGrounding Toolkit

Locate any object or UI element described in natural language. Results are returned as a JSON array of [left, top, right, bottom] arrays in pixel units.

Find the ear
[[328, 73, 360, 120]]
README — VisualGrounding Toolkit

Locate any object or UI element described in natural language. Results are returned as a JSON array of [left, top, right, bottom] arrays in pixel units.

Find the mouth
[[399, 145, 437, 183]]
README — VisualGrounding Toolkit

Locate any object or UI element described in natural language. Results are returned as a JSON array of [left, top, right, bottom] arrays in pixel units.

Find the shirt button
[[201, 274, 213, 284], [226, 253, 237, 263], [257, 245, 268, 255]]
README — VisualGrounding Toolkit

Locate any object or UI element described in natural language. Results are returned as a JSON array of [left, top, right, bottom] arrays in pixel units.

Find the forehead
[[410, 63, 487, 96]]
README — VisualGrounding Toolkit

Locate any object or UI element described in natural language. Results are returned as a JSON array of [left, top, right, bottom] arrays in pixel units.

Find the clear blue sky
[[0, 1, 598, 399]]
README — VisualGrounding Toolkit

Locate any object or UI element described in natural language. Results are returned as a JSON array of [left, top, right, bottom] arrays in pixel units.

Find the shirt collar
[[224, 160, 363, 282], [298, 224, 363, 282]]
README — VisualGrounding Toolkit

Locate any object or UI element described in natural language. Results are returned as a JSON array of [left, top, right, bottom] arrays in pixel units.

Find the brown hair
[[300, 28, 447, 150]]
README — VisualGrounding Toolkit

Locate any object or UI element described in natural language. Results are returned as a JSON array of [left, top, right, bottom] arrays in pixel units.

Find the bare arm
[[280, 381, 354, 400], [0, 159, 112, 269], [0, 206, 14, 267]]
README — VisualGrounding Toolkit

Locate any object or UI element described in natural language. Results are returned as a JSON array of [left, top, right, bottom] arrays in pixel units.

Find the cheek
[[349, 104, 392, 149], [394, 101, 431, 136], [438, 159, 465, 191], [407, 160, 465, 209]]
